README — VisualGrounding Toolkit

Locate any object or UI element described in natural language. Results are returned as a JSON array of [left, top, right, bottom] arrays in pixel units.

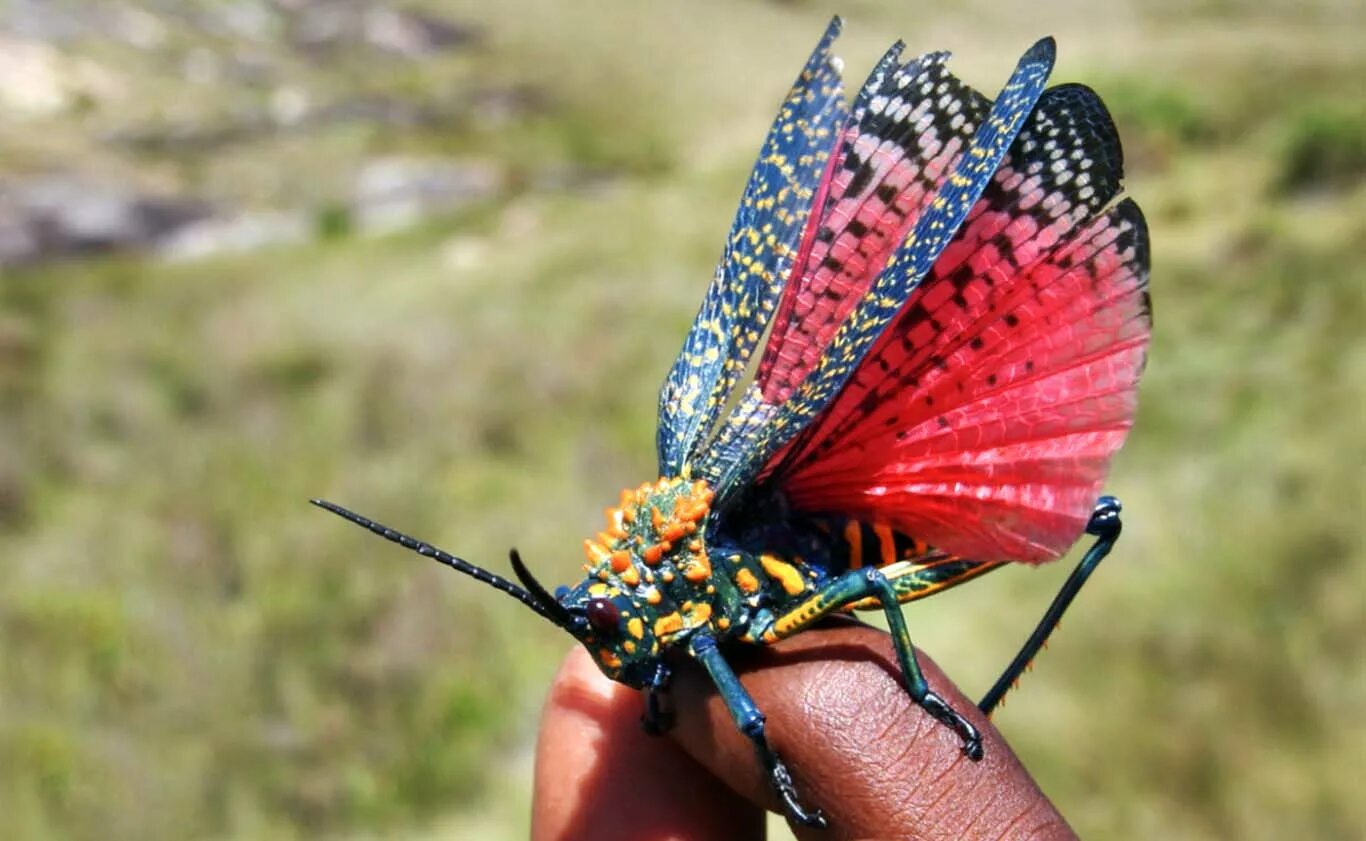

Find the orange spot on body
[[654, 613, 683, 638], [735, 568, 760, 594], [676, 501, 708, 523], [760, 554, 806, 596], [684, 602, 712, 627], [683, 554, 712, 583], [627, 617, 644, 639]]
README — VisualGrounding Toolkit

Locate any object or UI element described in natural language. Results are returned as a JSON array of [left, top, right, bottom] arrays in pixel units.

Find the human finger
[[667, 621, 1076, 840], [532, 646, 766, 841]]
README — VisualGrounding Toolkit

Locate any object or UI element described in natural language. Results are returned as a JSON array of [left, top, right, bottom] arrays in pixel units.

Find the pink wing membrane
[[775, 86, 1151, 563]]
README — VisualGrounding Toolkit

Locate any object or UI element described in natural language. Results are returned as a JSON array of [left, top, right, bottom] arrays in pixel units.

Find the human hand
[[531, 620, 1077, 840]]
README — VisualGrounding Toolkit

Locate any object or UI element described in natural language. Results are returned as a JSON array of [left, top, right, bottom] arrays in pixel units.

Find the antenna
[[310, 499, 568, 628]]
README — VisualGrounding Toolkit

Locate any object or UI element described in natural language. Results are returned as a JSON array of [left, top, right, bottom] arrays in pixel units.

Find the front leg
[[688, 634, 827, 829], [640, 662, 673, 735]]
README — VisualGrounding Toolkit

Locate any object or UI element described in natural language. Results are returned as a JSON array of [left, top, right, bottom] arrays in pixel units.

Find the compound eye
[[585, 598, 622, 635]]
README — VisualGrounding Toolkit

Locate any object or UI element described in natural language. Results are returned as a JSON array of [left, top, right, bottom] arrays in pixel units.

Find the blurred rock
[[269, 85, 312, 126], [351, 157, 502, 233], [440, 234, 490, 272], [209, 0, 279, 41], [0, 158, 509, 265], [4, 0, 167, 47], [362, 6, 478, 58], [286, 0, 478, 60], [104, 84, 544, 156], [0, 176, 213, 265], [156, 210, 311, 261], [0, 36, 124, 117], [100, 114, 274, 156], [468, 84, 547, 128]]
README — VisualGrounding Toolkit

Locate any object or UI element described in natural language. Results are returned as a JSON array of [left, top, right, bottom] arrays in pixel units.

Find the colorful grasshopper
[[315, 17, 1150, 829]]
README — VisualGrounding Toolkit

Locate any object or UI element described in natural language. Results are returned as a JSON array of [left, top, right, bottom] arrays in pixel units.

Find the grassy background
[[2, 1, 1363, 838]]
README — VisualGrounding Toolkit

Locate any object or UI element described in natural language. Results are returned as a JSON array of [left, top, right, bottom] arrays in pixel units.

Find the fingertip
[[533, 648, 765, 841], [533, 649, 621, 840], [544, 645, 621, 714]]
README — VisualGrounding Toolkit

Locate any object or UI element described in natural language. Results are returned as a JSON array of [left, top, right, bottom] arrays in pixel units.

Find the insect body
[[315, 17, 1151, 830]]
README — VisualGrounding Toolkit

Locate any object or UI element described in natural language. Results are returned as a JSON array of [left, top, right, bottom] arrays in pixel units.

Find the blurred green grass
[[2, 1, 1363, 839]]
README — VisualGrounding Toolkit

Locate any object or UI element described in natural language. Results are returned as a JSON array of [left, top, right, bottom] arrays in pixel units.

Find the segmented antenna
[[509, 549, 576, 628], [309, 499, 567, 627]]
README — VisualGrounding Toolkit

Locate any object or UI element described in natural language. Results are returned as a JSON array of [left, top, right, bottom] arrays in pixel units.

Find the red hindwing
[[765, 85, 1151, 563]]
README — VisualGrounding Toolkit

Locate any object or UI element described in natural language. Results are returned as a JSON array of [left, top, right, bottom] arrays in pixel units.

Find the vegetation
[[2, 1, 1362, 839]]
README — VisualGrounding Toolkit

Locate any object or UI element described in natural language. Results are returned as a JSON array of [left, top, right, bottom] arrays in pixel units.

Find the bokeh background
[[2, 1, 1363, 839]]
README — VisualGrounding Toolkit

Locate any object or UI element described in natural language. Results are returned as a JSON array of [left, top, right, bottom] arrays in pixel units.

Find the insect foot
[[639, 694, 674, 736], [921, 690, 985, 761], [1086, 495, 1123, 538], [767, 753, 827, 829], [639, 663, 674, 735]]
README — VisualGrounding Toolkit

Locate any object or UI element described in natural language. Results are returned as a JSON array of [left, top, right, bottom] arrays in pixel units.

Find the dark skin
[[533, 620, 1077, 841]]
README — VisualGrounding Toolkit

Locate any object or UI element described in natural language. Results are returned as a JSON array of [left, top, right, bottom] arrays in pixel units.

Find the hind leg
[[978, 496, 1124, 715]]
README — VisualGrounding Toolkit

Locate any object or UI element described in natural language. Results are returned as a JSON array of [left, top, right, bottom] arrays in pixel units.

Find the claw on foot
[[1086, 495, 1123, 537], [641, 666, 674, 736], [769, 757, 826, 829], [639, 709, 673, 736], [922, 690, 984, 762]]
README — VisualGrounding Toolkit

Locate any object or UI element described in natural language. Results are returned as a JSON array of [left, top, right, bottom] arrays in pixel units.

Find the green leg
[[689, 634, 826, 828], [978, 496, 1123, 716], [753, 567, 984, 761]]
